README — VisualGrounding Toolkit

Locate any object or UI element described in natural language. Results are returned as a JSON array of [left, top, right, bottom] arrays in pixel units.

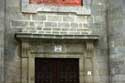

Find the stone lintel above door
[[15, 32, 99, 41], [15, 32, 99, 58]]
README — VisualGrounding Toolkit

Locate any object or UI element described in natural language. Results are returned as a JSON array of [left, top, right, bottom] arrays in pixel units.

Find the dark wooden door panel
[[35, 58, 79, 83]]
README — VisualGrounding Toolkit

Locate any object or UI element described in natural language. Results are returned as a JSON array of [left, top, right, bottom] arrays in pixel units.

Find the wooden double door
[[35, 58, 79, 83]]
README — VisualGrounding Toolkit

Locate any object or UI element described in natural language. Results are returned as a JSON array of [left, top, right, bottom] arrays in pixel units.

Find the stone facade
[[0, 0, 125, 83], [108, 0, 125, 83], [0, 0, 5, 83]]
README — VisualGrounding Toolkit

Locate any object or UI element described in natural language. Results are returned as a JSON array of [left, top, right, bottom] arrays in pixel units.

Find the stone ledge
[[15, 32, 99, 41]]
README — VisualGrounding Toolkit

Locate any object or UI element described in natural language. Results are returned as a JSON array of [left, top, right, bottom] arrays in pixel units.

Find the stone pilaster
[[85, 41, 94, 83]]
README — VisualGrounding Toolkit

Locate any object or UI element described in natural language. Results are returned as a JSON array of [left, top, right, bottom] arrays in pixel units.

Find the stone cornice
[[15, 33, 99, 41]]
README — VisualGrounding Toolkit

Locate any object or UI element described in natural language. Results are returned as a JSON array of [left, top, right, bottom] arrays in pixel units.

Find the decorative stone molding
[[15, 33, 99, 40], [86, 41, 94, 51], [85, 41, 95, 83], [21, 0, 91, 15], [15, 33, 98, 83], [22, 42, 31, 57]]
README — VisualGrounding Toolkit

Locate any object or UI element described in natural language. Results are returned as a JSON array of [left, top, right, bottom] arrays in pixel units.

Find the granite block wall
[[1, 0, 125, 83], [108, 0, 125, 83], [3, 0, 109, 83]]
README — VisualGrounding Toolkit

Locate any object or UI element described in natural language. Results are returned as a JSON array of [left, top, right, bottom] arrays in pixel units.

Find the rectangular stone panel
[[21, 0, 91, 14]]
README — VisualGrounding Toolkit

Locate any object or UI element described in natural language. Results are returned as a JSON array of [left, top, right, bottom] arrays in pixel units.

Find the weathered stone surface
[[108, 0, 125, 83], [47, 15, 62, 22], [63, 16, 75, 22], [2, 0, 125, 83], [71, 23, 78, 28], [32, 14, 46, 21], [11, 20, 28, 27], [44, 22, 57, 28], [4, 0, 108, 82], [58, 22, 70, 28], [0, 0, 4, 82]]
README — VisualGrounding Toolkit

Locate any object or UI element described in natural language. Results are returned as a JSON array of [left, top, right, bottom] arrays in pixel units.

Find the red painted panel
[[30, 0, 82, 6]]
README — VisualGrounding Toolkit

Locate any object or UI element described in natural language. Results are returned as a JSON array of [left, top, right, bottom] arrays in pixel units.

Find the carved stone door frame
[[15, 33, 99, 83]]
